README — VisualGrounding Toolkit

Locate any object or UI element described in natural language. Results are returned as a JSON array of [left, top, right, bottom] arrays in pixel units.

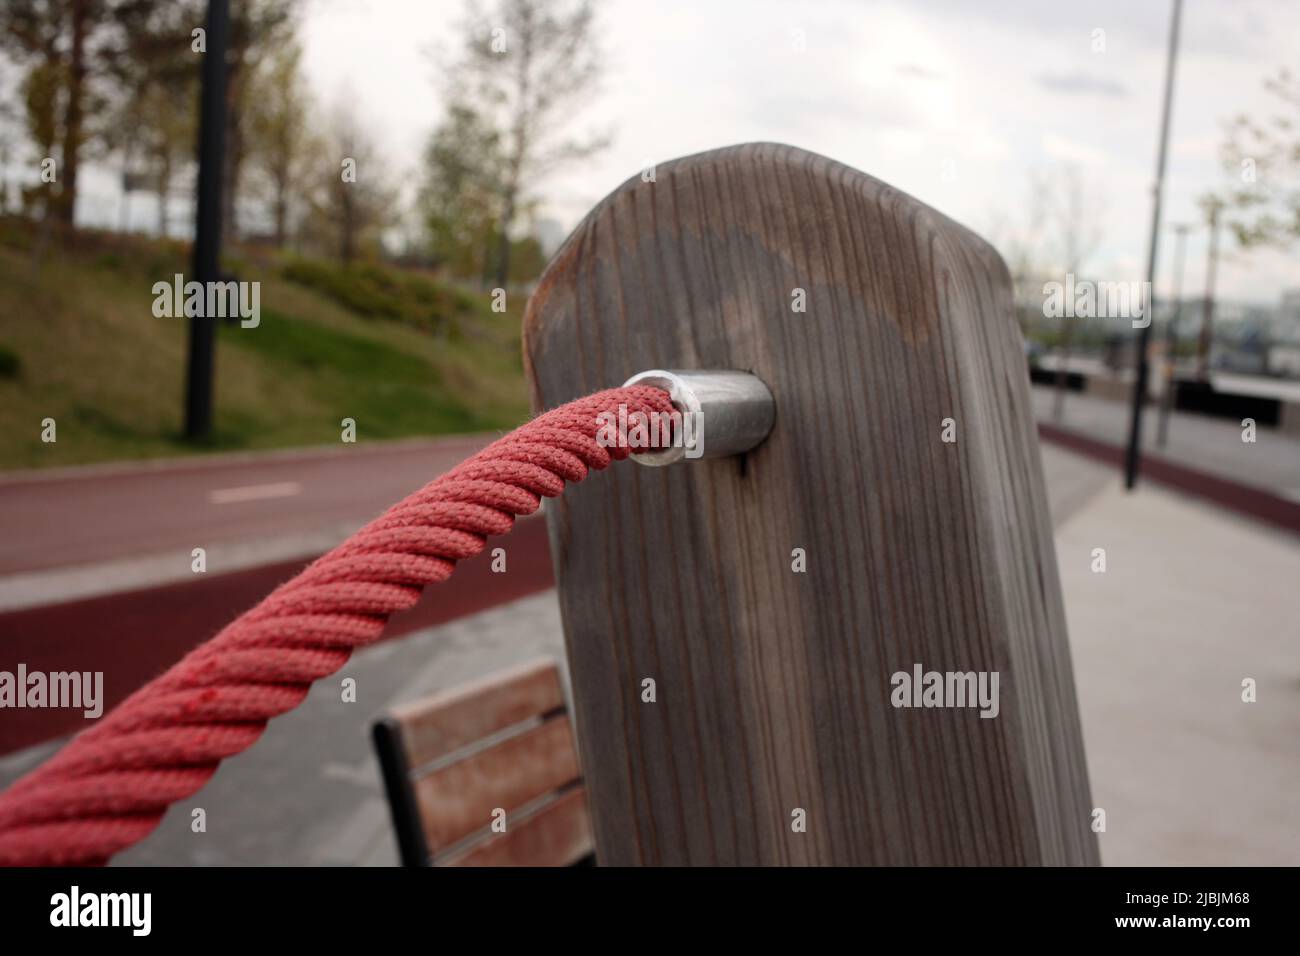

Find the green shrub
[[0, 344, 20, 379], [281, 257, 475, 336]]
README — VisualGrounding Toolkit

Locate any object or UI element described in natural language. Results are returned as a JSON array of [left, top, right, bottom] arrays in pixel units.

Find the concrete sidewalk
[[1057, 477, 1300, 866]]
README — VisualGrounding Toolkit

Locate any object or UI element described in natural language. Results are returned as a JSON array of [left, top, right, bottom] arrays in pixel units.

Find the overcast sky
[[70, 0, 1300, 304]]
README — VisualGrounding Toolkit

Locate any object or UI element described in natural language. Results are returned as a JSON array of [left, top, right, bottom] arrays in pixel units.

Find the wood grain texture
[[443, 787, 594, 867], [523, 142, 1099, 866], [391, 658, 565, 768], [413, 714, 581, 854]]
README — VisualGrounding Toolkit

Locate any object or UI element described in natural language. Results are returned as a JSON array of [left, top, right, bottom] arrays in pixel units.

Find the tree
[[2, 0, 207, 229], [304, 104, 396, 264], [0, 60, 19, 211], [245, 38, 312, 246], [1215, 65, 1300, 250], [220, 0, 298, 241], [1, 0, 121, 225], [139, 78, 195, 234], [420, 102, 505, 280], [108, 0, 303, 241], [106, 0, 200, 235], [18, 58, 61, 217], [1041, 166, 1105, 421], [985, 175, 1050, 335], [1193, 194, 1225, 379], [443, 0, 609, 286]]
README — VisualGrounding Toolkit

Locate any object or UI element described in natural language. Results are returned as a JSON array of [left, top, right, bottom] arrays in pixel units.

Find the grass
[[280, 258, 479, 337], [0, 217, 530, 471]]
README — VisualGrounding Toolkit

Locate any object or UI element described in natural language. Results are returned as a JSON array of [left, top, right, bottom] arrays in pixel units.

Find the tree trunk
[[58, 0, 90, 227], [480, 230, 495, 290], [339, 187, 355, 264], [495, 31, 531, 289], [156, 151, 171, 237], [494, 189, 514, 288], [273, 185, 287, 247], [1196, 205, 1220, 381], [221, 62, 243, 242]]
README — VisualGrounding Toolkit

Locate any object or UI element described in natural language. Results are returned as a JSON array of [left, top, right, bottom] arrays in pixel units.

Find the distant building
[[1270, 289, 1300, 377], [1271, 345, 1300, 377]]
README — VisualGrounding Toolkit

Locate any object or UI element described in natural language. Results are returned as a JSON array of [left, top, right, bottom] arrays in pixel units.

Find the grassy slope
[[0, 221, 530, 470]]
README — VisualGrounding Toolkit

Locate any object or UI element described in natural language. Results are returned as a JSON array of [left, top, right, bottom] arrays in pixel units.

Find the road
[[0, 435, 556, 754], [1032, 385, 1300, 501], [0, 435, 495, 575]]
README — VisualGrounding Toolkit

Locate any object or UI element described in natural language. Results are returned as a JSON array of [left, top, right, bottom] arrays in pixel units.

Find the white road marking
[[320, 761, 377, 786], [207, 481, 303, 505]]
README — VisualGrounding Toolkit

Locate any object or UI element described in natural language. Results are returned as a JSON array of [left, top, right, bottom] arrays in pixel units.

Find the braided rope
[[0, 385, 674, 866]]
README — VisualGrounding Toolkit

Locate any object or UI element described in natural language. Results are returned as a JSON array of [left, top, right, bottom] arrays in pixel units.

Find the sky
[[38, 0, 1300, 305]]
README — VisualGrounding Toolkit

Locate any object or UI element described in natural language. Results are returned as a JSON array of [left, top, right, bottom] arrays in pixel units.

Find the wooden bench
[[371, 659, 595, 867]]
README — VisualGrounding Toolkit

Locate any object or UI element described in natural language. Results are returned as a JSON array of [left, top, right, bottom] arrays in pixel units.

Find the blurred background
[[0, 0, 1296, 866], [3, 0, 1300, 465]]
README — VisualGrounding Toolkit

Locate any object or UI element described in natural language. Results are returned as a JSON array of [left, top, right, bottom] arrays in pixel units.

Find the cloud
[[1036, 71, 1130, 98], [897, 63, 943, 80], [1041, 133, 1115, 167]]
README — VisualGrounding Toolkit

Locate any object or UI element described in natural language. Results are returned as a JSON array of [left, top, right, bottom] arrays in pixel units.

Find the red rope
[[0, 385, 673, 866]]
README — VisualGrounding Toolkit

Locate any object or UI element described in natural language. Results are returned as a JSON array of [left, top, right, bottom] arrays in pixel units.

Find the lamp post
[[183, 0, 230, 440], [1124, 0, 1183, 490]]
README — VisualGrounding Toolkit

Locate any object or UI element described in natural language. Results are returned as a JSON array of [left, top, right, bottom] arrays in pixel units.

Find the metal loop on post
[[622, 369, 775, 466]]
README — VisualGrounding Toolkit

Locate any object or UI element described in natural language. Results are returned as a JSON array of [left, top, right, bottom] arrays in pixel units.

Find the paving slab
[[1056, 470, 1300, 865]]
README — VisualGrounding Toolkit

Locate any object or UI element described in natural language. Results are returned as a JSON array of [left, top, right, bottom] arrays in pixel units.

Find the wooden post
[[524, 143, 1099, 866]]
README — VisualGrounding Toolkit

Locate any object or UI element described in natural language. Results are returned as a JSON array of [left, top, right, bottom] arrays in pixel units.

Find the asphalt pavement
[[0, 435, 494, 576]]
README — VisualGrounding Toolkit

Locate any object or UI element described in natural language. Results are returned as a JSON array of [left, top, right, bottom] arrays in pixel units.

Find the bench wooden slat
[[392, 659, 565, 768], [413, 713, 581, 854], [443, 787, 593, 867]]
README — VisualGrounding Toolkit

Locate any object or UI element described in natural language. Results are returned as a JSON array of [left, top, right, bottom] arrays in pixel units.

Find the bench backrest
[[372, 659, 594, 866]]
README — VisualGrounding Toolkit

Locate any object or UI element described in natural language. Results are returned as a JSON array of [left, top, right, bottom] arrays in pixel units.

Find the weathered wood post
[[524, 143, 1099, 865]]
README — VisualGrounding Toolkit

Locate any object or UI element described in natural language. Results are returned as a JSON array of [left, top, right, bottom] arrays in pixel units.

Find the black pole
[[1123, 0, 1182, 490], [184, 0, 230, 440]]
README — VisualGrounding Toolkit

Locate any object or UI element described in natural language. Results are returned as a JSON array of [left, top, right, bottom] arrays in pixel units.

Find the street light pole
[[1156, 222, 1191, 447], [184, 0, 230, 441], [1124, 0, 1183, 490]]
